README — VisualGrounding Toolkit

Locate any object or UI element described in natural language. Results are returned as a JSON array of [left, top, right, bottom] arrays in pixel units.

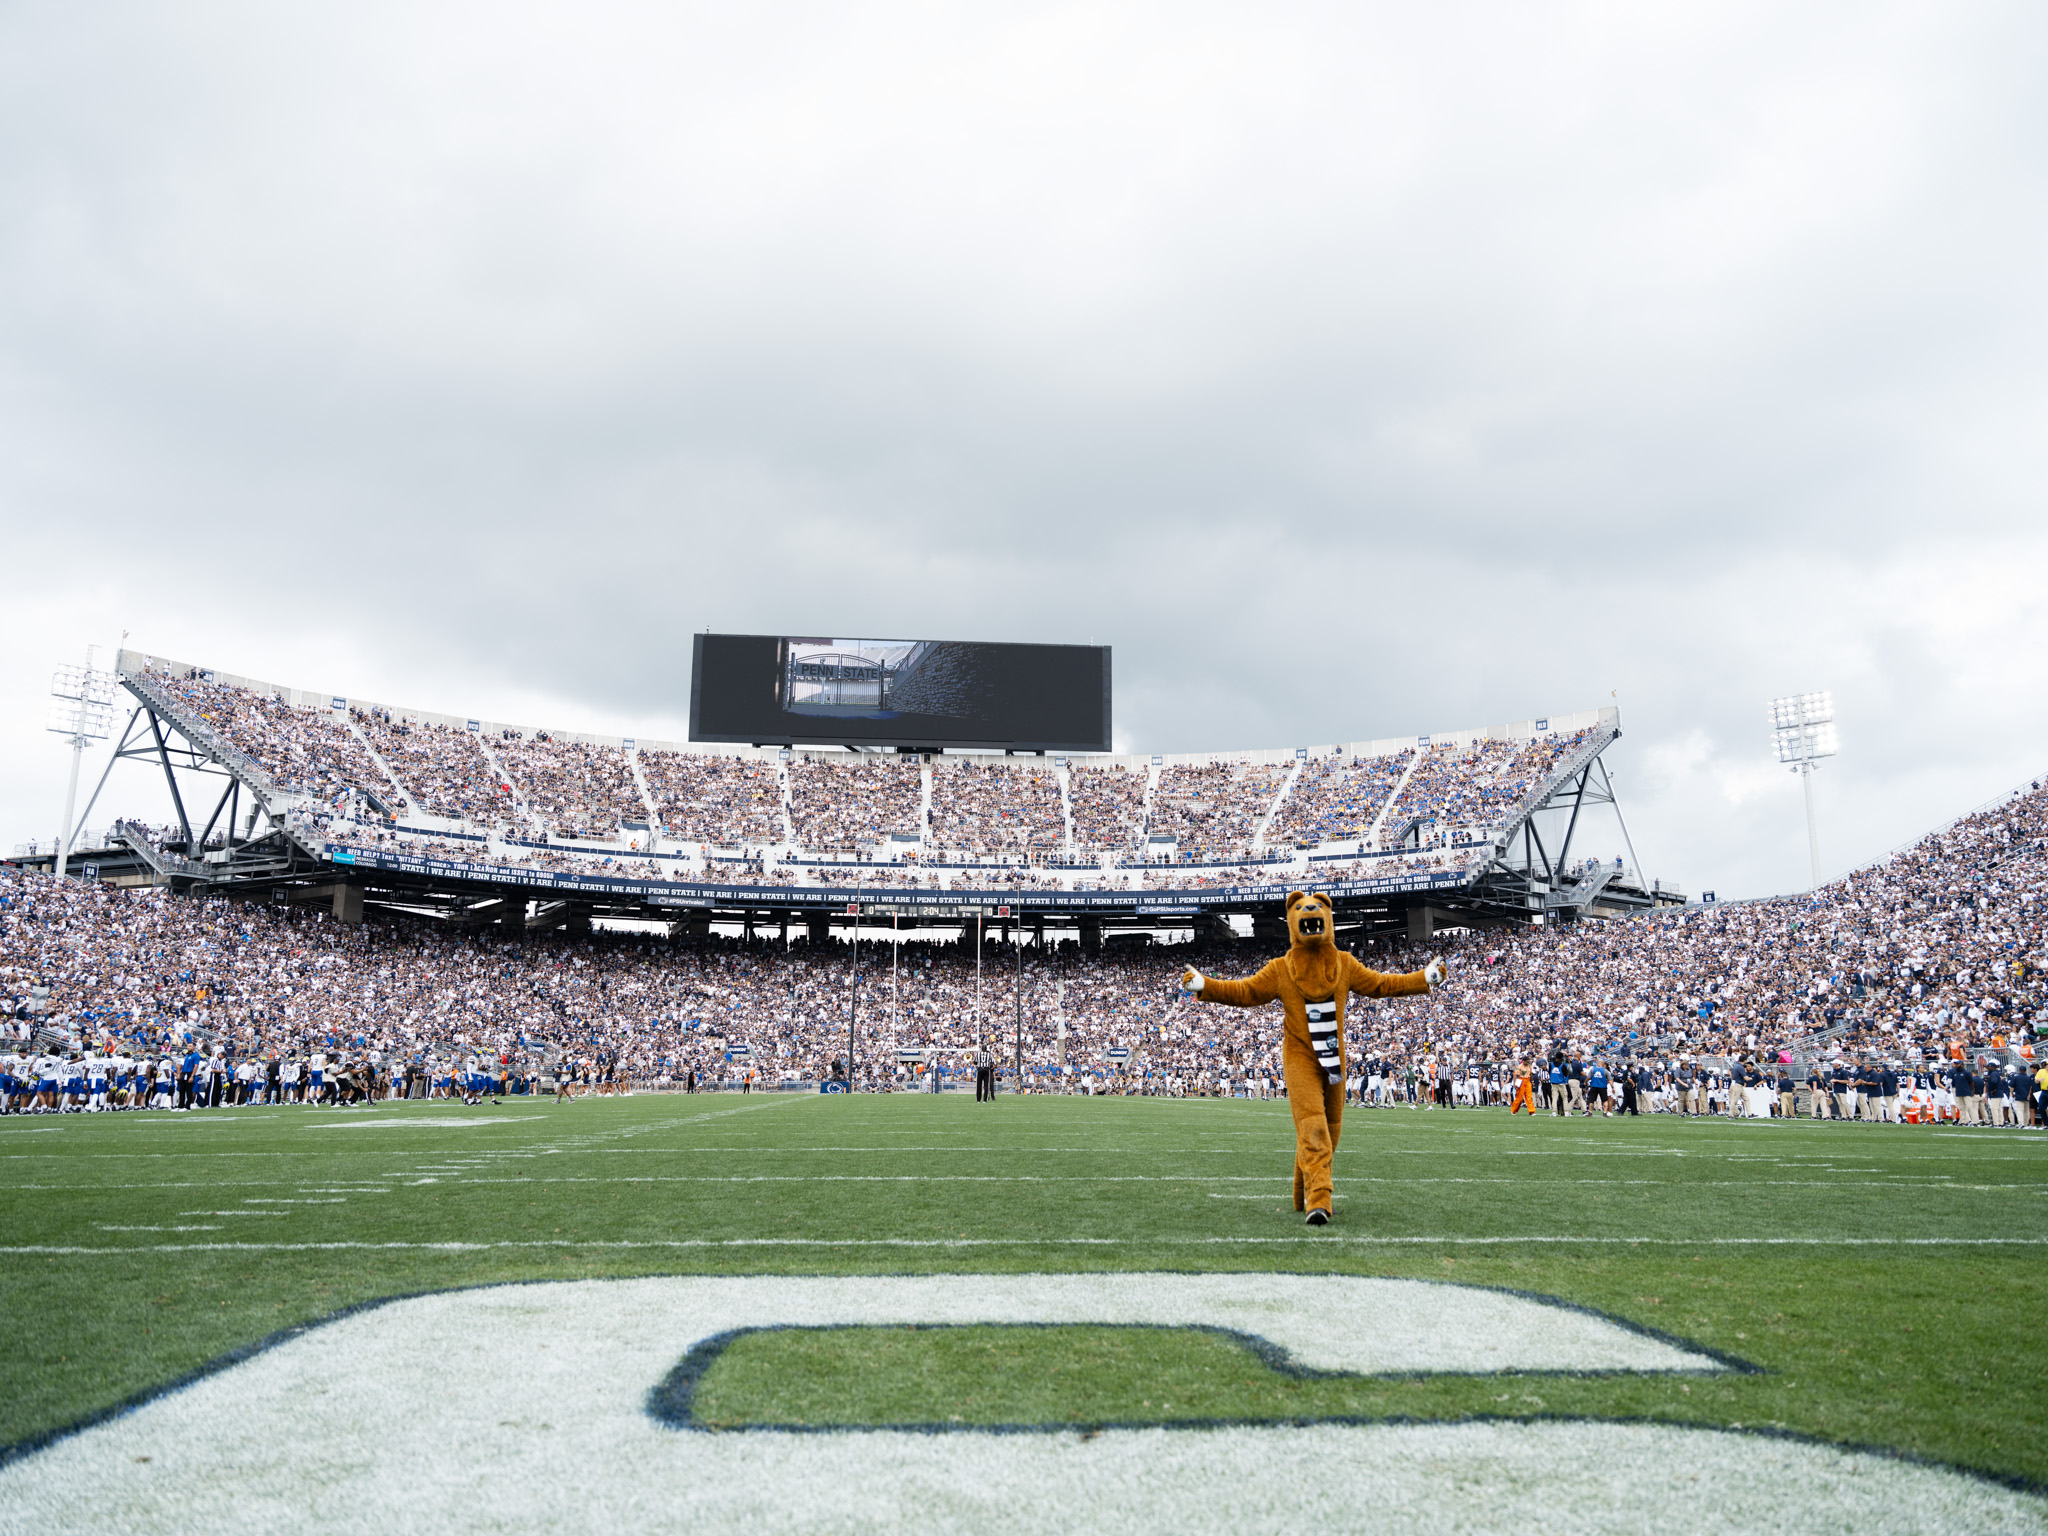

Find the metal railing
[[13, 829, 114, 858], [117, 666, 284, 802], [109, 820, 211, 879]]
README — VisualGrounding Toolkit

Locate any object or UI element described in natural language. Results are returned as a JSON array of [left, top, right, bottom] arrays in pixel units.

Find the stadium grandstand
[[3, 739, 2042, 1103], [4, 645, 2037, 1107], [20, 650, 1662, 944]]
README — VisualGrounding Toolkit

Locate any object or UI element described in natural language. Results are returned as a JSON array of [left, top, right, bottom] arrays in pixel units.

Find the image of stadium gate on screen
[[690, 634, 1111, 751]]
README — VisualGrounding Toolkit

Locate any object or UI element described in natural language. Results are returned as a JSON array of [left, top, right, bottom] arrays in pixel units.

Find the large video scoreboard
[[689, 634, 1111, 752]]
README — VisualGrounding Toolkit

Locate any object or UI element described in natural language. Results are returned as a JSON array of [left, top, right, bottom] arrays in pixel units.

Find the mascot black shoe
[[1181, 891, 1446, 1222]]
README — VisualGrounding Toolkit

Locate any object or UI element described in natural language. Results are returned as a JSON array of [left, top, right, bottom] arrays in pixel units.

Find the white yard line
[[305, 1117, 545, 1130], [14, 1172, 2039, 1191], [331, 1174, 2040, 1198], [4, 1234, 2044, 1257]]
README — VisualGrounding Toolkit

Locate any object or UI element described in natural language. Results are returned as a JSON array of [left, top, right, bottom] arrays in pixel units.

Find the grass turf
[[1, 1092, 2043, 1485]]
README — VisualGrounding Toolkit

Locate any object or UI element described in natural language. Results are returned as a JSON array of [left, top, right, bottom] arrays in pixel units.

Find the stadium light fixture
[[48, 646, 119, 879], [1768, 690, 1836, 890]]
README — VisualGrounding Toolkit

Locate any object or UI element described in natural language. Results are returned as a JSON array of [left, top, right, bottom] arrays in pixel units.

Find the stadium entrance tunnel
[[7, 1276, 2043, 1536], [282, 880, 364, 923]]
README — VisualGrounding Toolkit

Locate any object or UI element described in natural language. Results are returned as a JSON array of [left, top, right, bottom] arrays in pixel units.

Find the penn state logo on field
[[4, 1275, 2041, 1534]]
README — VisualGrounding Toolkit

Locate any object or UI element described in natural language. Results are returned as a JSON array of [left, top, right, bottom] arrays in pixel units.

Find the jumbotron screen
[[690, 634, 1111, 751]]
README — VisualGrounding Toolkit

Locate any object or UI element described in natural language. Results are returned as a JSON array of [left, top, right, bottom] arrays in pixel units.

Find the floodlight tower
[[48, 646, 118, 879], [1769, 690, 1837, 890]]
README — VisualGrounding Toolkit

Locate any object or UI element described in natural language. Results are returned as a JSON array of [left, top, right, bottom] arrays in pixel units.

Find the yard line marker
[[305, 1117, 544, 1130]]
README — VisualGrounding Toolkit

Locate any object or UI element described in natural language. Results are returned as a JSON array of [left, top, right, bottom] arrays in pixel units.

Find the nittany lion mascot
[[1181, 891, 1445, 1226]]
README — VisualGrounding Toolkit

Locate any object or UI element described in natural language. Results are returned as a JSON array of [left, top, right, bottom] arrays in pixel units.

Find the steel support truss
[[1456, 748, 1660, 924], [69, 694, 320, 891]]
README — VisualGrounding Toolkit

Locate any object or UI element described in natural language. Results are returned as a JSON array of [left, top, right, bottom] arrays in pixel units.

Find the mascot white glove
[[1180, 967, 1206, 995], [1423, 955, 1448, 989]]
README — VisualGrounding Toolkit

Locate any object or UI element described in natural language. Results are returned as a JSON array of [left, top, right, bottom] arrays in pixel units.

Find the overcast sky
[[3, 0, 2045, 899]]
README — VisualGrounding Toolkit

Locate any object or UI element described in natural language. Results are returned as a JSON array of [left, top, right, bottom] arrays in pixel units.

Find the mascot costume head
[[1181, 892, 1445, 1226], [1283, 890, 1340, 993]]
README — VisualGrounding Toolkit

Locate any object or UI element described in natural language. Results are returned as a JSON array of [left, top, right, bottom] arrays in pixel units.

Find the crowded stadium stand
[[639, 749, 784, 848], [36, 651, 1656, 943], [1067, 762, 1149, 854], [1265, 747, 1411, 848], [489, 735, 646, 841], [788, 754, 924, 853], [5, 762, 2043, 1107], [163, 673, 398, 810], [927, 759, 1065, 857], [1145, 760, 1290, 862], [351, 710, 507, 824]]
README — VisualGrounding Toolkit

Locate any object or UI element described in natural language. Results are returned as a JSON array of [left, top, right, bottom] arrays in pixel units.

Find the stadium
[[6, 4, 2048, 1529], [2, 639, 2044, 1533]]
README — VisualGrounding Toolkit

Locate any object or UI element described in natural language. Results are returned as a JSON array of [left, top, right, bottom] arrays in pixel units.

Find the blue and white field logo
[[4, 1274, 2042, 1534]]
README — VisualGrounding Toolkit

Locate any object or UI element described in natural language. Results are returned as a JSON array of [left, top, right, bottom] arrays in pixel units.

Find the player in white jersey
[[87, 1050, 108, 1110], [154, 1055, 177, 1108], [309, 1049, 327, 1105]]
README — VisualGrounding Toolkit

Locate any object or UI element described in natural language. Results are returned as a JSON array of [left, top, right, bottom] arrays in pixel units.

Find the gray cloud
[[3, 0, 2046, 900]]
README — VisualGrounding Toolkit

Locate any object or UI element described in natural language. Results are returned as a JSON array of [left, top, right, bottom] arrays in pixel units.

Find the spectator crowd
[[927, 760, 1064, 856], [10, 770, 2043, 1115], [640, 750, 784, 847], [353, 711, 508, 823], [1067, 764, 1147, 853], [788, 756, 923, 851], [1147, 762, 1290, 862]]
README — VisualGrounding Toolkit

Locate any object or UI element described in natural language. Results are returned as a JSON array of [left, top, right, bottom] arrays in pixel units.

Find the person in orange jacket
[[1509, 1059, 1536, 1114]]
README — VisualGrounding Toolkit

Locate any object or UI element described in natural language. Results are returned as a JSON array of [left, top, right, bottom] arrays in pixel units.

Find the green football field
[[2, 1091, 2045, 1507]]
